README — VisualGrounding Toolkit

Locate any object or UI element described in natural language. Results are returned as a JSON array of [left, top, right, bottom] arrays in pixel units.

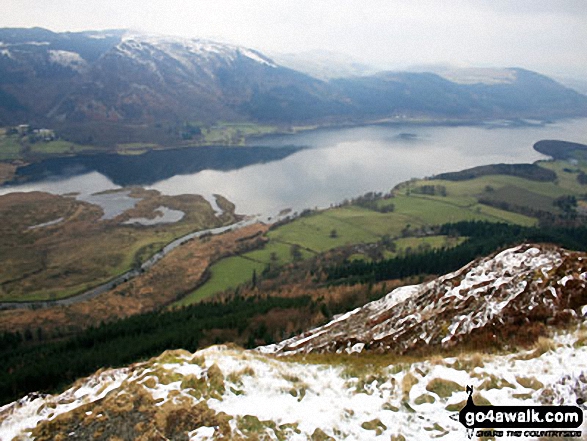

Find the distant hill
[[269, 49, 381, 80], [1, 28, 587, 145], [331, 68, 587, 120], [533, 139, 587, 160]]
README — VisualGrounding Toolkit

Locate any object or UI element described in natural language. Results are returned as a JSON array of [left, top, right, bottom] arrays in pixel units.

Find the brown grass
[[0, 223, 269, 335], [0, 162, 16, 185], [0, 189, 236, 302]]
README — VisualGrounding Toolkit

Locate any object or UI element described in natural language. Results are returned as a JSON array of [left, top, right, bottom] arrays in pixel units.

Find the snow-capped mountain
[[0, 28, 341, 130], [261, 244, 587, 355], [47, 33, 340, 125], [1, 244, 586, 440], [1, 27, 587, 145]]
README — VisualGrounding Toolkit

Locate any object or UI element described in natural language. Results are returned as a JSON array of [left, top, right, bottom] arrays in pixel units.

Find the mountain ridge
[[1, 28, 586, 146]]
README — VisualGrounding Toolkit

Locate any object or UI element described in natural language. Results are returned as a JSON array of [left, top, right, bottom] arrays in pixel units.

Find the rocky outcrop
[[261, 244, 587, 355]]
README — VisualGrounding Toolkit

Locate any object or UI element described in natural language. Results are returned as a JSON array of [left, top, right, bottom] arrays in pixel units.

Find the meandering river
[[1, 118, 586, 308]]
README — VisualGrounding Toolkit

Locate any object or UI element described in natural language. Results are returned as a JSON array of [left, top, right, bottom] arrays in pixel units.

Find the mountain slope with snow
[[48, 33, 339, 125], [1, 332, 586, 440], [1, 28, 587, 145], [261, 244, 587, 356], [1, 243, 586, 440], [0, 28, 340, 130]]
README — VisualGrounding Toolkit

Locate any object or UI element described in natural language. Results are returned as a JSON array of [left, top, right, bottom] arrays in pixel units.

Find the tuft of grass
[[534, 336, 557, 354], [227, 366, 256, 386], [446, 393, 492, 412], [156, 349, 191, 364], [401, 372, 419, 400], [382, 402, 399, 412], [311, 428, 335, 441], [426, 378, 463, 398], [190, 355, 205, 366], [414, 394, 436, 405], [573, 329, 587, 348], [361, 418, 387, 435], [478, 374, 515, 390], [141, 377, 157, 389], [181, 364, 225, 401], [448, 352, 485, 370], [236, 414, 300, 439], [281, 373, 301, 383], [424, 422, 448, 435], [514, 337, 557, 361], [352, 373, 388, 395], [516, 376, 544, 390]]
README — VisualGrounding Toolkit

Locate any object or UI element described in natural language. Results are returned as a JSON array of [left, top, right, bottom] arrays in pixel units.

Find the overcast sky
[[2, 0, 586, 77]]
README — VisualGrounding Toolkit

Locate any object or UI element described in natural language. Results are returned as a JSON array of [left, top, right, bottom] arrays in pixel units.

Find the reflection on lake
[[1, 119, 586, 217], [7, 145, 304, 187]]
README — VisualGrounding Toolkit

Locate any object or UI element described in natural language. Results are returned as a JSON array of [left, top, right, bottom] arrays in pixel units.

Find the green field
[[202, 123, 279, 146], [410, 171, 579, 201], [349, 235, 467, 261], [176, 187, 536, 307], [266, 208, 391, 252], [0, 135, 22, 160], [175, 158, 587, 307], [29, 140, 94, 155], [115, 143, 158, 155], [0, 132, 96, 159], [175, 256, 266, 306], [393, 235, 466, 254], [244, 240, 315, 265]]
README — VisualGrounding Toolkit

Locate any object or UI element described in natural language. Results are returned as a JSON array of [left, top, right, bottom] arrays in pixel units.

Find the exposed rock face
[[261, 244, 587, 355]]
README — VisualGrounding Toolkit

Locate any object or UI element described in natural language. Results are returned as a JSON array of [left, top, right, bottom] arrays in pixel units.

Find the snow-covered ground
[[1, 243, 585, 440], [1, 328, 586, 440], [262, 244, 587, 355]]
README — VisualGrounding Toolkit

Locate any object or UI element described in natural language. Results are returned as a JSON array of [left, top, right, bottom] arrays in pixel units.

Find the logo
[[456, 386, 583, 439]]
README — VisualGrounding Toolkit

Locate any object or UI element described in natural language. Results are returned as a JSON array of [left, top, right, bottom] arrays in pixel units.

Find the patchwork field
[[178, 157, 587, 307]]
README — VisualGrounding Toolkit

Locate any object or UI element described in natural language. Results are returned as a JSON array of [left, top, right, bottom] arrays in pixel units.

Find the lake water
[[2, 119, 586, 218]]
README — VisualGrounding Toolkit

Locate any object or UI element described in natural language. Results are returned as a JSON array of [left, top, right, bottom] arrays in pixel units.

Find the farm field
[[176, 157, 587, 306]]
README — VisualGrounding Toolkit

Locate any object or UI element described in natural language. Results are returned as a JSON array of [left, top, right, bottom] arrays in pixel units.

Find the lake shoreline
[[0, 116, 554, 172]]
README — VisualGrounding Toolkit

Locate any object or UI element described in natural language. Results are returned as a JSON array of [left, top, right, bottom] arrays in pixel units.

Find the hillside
[[533, 140, 587, 161], [1, 243, 586, 440], [1, 28, 587, 146], [261, 244, 587, 355]]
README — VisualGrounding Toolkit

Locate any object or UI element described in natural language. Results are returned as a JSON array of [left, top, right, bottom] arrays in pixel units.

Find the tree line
[[0, 295, 311, 406], [325, 221, 587, 284], [2, 221, 586, 406]]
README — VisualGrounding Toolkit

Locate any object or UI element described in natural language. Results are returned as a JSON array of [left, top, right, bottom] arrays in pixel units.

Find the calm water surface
[[2, 119, 586, 217]]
